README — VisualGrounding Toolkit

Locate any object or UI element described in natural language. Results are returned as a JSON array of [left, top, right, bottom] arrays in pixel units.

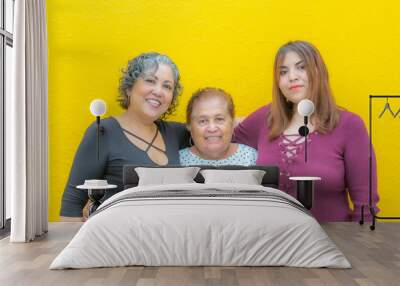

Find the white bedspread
[[50, 183, 351, 269]]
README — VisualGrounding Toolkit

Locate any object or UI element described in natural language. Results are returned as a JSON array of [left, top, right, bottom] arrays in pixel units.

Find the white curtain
[[7, 0, 48, 242]]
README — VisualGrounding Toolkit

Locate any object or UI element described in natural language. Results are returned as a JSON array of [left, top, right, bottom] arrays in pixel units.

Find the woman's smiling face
[[128, 63, 174, 121], [189, 95, 234, 160]]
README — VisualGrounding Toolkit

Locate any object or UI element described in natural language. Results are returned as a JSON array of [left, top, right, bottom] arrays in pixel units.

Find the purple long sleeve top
[[234, 105, 379, 222]]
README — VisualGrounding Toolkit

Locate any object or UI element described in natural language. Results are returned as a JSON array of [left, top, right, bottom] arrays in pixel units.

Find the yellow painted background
[[47, 0, 400, 221]]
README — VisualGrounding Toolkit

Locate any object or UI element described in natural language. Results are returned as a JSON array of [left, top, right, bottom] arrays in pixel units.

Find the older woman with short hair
[[60, 52, 190, 221], [180, 87, 257, 166]]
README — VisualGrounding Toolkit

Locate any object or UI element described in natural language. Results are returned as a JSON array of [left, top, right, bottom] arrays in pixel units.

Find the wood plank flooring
[[0, 222, 399, 286]]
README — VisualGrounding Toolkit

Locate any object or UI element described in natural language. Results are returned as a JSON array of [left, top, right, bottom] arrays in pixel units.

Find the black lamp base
[[296, 180, 315, 210], [88, 189, 106, 215], [289, 177, 321, 210]]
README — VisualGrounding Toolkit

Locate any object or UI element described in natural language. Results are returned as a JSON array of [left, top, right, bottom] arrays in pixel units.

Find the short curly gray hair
[[118, 52, 182, 119]]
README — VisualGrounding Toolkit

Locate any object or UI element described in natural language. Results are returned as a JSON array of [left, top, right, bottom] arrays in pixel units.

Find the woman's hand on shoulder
[[234, 117, 244, 127]]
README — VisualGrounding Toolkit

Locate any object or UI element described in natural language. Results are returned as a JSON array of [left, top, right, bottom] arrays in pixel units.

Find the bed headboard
[[123, 165, 280, 189]]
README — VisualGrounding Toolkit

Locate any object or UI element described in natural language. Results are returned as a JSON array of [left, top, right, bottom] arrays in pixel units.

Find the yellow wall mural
[[47, 0, 400, 221]]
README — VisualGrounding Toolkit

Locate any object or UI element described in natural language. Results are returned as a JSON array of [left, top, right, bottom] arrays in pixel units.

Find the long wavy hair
[[267, 41, 340, 140]]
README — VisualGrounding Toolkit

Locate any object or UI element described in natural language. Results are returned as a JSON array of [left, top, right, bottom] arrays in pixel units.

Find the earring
[[189, 137, 194, 147]]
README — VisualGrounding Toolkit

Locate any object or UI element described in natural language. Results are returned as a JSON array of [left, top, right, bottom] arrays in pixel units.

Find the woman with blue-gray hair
[[60, 52, 190, 221]]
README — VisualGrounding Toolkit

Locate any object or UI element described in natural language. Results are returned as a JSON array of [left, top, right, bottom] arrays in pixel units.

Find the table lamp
[[290, 99, 320, 210], [77, 99, 116, 215]]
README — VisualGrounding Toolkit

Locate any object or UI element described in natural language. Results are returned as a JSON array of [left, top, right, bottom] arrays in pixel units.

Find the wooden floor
[[0, 222, 399, 286]]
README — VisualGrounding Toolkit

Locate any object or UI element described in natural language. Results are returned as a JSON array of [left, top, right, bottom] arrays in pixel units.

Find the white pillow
[[135, 167, 200, 186], [200, 169, 266, 185]]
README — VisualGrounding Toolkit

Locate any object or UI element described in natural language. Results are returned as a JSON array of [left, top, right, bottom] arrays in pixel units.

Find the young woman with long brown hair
[[234, 41, 379, 221]]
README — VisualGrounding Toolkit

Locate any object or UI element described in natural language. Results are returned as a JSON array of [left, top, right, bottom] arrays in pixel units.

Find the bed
[[50, 165, 350, 269]]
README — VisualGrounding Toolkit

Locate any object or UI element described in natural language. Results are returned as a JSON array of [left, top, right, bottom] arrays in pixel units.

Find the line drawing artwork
[[378, 97, 400, 118]]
